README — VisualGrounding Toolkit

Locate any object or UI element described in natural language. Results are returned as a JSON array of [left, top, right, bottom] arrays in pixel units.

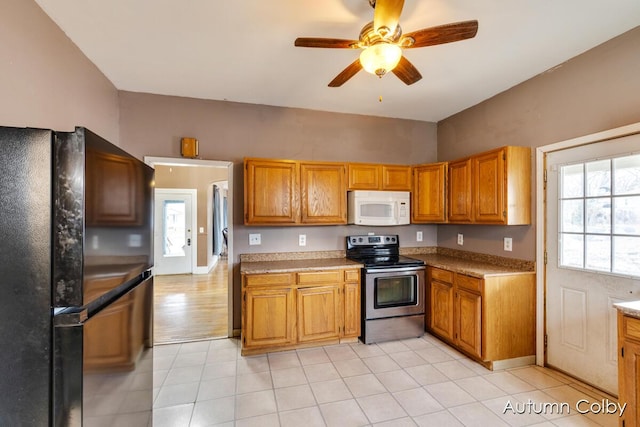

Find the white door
[[545, 134, 640, 394], [154, 189, 196, 275]]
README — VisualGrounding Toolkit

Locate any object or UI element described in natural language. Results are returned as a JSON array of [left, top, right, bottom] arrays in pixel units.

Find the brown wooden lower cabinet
[[617, 311, 640, 427], [427, 266, 535, 369], [241, 268, 360, 355]]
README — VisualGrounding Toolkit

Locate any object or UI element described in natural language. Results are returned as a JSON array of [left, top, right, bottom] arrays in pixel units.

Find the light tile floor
[[152, 334, 621, 427]]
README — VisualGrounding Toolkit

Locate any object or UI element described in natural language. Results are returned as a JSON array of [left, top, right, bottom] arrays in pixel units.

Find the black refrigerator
[[0, 126, 155, 426]]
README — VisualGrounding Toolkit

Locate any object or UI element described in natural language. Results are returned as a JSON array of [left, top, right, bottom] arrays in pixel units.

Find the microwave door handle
[[394, 201, 399, 224]]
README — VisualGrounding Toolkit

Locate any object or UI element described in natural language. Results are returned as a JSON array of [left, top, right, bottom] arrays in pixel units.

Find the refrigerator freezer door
[[53, 276, 154, 426]]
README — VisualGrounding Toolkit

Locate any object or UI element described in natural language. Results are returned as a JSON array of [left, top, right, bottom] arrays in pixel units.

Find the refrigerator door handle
[[53, 308, 88, 327]]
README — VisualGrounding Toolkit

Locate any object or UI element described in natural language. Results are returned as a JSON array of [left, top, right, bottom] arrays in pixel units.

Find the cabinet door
[[347, 163, 380, 190], [244, 287, 296, 348], [430, 279, 454, 341], [412, 163, 447, 223], [620, 339, 640, 427], [245, 159, 299, 224], [447, 158, 473, 222], [297, 285, 341, 342], [473, 148, 505, 223], [86, 150, 143, 226], [343, 282, 360, 338], [300, 162, 346, 224], [381, 165, 412, 191], [456, 288, 482, 359]]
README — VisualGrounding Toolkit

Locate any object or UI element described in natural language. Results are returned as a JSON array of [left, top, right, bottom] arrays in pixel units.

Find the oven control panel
[[348, 235, 398, 246]]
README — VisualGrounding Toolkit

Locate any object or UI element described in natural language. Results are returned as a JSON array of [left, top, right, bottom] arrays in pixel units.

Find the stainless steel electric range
[[346, 234, 426, 344]]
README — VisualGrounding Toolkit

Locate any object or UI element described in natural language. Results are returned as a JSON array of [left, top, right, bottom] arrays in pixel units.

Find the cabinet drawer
[[344, 269, 360, 282], [297, 270, 342, 285], [456, 274, 482, 293], [430, 267, 453, 283], [624, 315, 640, 341], [244, 273, 294, 287]]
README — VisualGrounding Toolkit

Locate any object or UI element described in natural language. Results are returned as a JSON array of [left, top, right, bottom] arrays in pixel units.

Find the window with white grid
[[558, 153, 640, 277]]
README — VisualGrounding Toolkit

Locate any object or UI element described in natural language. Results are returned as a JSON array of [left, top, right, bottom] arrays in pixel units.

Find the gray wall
[[118, 92, 439, 328], [437, 25, 640, 261], [0, 0, 119, 143]]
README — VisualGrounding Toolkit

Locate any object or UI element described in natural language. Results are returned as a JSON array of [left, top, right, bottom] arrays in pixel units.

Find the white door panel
[[154, 189, 196, 275], [546, 133, 640, 395]]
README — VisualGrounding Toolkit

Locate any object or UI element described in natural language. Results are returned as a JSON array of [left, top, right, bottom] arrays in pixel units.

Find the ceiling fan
[[294, 0, 478, 87]]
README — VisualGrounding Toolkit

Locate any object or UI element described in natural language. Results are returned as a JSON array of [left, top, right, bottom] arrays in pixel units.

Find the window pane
[[614, 196, 640, 235], [613, 154, 640, 195], [586, 160, 611, 196], [561, 199, 584, 233], [561, 164, 584, 198], [560, 233, 583, 268], [613, 236, 640, 275], [163, 200, 186, 257], [585, 235, 611, 271], [586, 198, 610, 234]]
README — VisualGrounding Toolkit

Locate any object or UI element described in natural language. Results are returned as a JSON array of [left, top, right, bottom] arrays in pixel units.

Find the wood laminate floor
[[154, 258, 228, 344]]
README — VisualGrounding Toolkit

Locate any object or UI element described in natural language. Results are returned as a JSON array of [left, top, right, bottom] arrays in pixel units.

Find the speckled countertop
[[410, 254, 534, 279], [240, 257, 363, 274], [240, 247, 534, 277], [614, 301, 640, 319]]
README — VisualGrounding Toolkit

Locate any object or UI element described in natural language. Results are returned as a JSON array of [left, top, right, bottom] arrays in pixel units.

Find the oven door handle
[[365, 266, 425, 274]]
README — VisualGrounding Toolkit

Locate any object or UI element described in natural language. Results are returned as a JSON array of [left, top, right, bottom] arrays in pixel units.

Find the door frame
[[145, 156, 234, 339], [154, 188, 198, 275], [535, 121, 640, 366]]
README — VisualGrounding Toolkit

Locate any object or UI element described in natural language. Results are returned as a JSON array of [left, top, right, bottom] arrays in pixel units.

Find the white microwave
[[347, 190, 411, 226]]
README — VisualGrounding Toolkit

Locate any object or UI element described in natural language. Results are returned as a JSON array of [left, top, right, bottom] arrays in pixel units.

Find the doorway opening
[[145, 156, 233, 344]]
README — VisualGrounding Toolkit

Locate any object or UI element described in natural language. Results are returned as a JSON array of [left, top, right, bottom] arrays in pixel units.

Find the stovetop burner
[[346, 234, 425, 268]]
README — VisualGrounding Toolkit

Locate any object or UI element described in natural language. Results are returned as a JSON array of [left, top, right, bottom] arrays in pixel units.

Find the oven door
[[364, 266, 425, 320]]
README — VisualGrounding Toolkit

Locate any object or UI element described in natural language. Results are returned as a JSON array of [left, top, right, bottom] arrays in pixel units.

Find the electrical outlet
[[249, 233, 261, 245], [299, 234, 306, 246], [504, 237, 513, 251], [416, 231, 423, 242], [457, 233, 464, 245]]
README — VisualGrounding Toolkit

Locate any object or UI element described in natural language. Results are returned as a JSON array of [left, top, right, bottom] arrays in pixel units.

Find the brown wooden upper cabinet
[[412, 162, 447, 223], [447, 157, 473, 223], [244, 158, 347, 225], [86, 149, 144, 226], [347, 163, 412, 191], [472, 146, 531, 225], [448, 146, 531, 225], [300, 162, 347, 224]]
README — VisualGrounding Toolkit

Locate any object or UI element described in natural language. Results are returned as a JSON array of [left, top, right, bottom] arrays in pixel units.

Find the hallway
[[154, 259, 229, 344]]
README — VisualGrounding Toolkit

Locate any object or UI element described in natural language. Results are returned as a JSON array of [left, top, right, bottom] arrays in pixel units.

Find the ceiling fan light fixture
[[359, 43, 402, 77]]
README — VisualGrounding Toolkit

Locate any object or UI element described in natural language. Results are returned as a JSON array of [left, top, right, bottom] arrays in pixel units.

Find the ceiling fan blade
[[295, 38, 359, 49], [328, 59, 363, 87], [403, 20, 478, 48], [392, 56, 422, 85], [373, 0, 405, 36]]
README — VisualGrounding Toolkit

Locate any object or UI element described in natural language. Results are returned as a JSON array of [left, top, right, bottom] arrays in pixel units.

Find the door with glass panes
[[545, 134, 640, 394]]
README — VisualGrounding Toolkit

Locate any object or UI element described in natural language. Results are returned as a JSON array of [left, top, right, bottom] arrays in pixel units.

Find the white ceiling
[[35, 0, 640, 122]]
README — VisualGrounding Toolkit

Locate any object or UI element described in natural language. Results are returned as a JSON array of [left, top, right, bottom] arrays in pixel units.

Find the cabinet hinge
[[503, 152, 506, 161], [503, 210, 506, 218], [621, 346, 624, 358], [543, 169, 548, 190], [544, 251, 548, 265]]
